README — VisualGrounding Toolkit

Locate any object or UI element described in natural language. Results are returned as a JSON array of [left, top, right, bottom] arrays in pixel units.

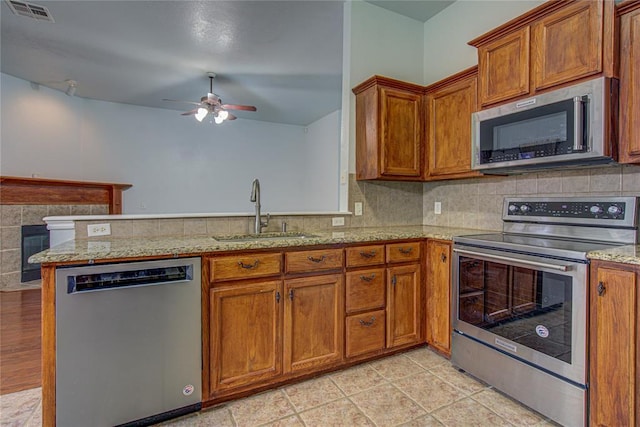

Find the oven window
[[458, 256, 572, 364]]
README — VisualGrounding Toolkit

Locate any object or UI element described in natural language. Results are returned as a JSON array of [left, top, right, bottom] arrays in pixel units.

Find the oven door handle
[[453, 248, 570, 271]]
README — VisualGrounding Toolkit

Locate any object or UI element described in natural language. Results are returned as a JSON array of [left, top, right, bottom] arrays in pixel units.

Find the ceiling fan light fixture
[[218, 110, 229, 121], [214, 114, 225, 124], [195, 107, 208, 122]]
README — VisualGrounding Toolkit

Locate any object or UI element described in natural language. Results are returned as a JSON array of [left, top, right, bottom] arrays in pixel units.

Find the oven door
[[452, 245, 587, 385]]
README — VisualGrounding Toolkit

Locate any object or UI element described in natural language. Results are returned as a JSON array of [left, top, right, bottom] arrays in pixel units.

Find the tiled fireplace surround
[[1, 165, 639, 290]]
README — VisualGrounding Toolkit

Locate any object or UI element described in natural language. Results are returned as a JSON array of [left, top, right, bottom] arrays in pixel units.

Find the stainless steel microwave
[[471, 77, 618, 174]]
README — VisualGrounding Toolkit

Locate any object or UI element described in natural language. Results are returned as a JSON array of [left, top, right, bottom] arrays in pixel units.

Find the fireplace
[[21, 225, 50, 282], [0, 176, 131, 290]]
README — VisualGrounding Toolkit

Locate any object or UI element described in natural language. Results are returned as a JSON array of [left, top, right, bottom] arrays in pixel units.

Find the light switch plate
[[354, 202, 363, 216], [87, 223, 111, 237], [332, 217, 345, 226], [434, 202, 442, 215]]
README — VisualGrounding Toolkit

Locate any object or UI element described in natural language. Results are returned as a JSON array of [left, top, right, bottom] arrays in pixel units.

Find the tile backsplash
[[422, 165, 640, 231]]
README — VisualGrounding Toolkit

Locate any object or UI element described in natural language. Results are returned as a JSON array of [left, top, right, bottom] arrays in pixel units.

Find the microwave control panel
[[506, 200, 627, 220]]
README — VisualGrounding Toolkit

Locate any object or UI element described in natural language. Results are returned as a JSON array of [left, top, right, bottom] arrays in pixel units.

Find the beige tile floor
[[1, 346, 561, 427]]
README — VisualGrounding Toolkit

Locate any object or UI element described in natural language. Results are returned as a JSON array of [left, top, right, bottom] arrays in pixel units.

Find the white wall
[[346, 0, 425, 173], [304, 110, 342, 210], [1, 73, 341, 214], [423, 0, 545, 85]]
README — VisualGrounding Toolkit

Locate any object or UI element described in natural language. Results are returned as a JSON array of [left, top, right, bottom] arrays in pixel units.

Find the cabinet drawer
[[345, 245, 385, 268], [345, 309, 386, 358], [285, 249, 343, 274], [386, 242, 421, 263], [459, 291, 484, 325], [210, 253, 282, 282], [345, 268, 386, 313]]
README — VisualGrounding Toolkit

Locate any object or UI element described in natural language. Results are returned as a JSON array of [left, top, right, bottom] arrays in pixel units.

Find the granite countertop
[[587, 245, 640, 266], [29, 225, 489, 265]]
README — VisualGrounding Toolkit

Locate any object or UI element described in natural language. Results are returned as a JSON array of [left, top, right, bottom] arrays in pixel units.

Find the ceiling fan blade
[[227, 113, 237, 120], [163, 98, 201, 106], [222, 104, 257, 111], [181, 109, 198, 116]]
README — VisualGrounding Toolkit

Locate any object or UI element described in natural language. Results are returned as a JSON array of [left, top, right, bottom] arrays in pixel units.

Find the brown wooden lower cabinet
[[387, 263, 421, 348], [589, 260, 639, 427], [425, 240, 451, 355], [284, 274, 344, 373], [204, 240, 429, 406], [209, 281, 282, 393]]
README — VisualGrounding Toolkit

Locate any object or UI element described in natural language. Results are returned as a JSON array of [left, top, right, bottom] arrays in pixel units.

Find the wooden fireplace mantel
[[0, 176, 132, 214]]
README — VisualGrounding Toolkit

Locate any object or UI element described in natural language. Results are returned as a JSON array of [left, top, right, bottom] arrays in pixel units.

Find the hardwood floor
[[0, 289, 42, 395]]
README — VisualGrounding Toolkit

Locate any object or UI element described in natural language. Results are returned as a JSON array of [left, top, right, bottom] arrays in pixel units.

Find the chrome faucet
[[250, 178, 269, 234]]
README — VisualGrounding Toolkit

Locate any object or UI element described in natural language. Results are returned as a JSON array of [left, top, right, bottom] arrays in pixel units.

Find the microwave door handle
[[573, 96, 584, 152], [453, 248, 570, 272]]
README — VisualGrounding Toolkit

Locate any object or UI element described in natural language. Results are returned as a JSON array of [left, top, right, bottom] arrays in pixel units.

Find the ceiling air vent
[[5, 0, 54, 22]]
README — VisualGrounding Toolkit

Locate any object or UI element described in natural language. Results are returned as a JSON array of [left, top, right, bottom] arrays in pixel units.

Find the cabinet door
[[379, 87, 423, 178], [284, 274, 343, 373], [478, 26, 530, 106], [387, 264, 421, 347], [590, 266, 637, 427], [425, 240, 451, 355], [426, 74, 478, 178], [619, 5, 640, 164], [210, 281, 282, 393], [532, 0, 603, 91]]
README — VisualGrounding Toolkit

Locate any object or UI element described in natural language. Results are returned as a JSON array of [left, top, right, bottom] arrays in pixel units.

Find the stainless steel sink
[[212, 231, 319, 242]]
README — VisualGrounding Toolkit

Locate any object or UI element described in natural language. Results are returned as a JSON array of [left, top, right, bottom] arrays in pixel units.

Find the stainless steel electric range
[[451, 196, 639, 427]]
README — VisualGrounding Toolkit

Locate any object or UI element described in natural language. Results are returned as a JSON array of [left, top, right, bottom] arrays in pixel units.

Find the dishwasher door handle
[[453, 248, 571, 271]]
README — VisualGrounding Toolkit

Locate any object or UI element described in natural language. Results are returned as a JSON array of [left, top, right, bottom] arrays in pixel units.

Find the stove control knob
[[520, 204, 531, 213], [608, 205, 622, 215], [590, 205, 603, 214], [508, 204, 519, 213]]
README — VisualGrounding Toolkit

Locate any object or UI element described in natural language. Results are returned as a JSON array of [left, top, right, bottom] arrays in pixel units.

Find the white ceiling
[[1, 0, 454, 126]]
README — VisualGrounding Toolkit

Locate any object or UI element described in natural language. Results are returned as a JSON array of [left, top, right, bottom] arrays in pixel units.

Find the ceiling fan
[[163, 72, 257, 123]]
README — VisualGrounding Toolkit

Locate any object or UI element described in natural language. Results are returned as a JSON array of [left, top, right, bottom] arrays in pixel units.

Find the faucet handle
[[262, 213, 270, 228]]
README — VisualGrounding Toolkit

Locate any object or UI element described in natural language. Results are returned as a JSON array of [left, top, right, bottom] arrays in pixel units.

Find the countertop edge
[[30, 226, 486, 265]]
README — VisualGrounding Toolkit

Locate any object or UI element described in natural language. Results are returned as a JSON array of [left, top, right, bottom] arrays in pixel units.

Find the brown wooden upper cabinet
[[618, 1, 640, 164], [469, 0, 615, 108], [352, 76, 424, 181], [424, 67, 483, 180]]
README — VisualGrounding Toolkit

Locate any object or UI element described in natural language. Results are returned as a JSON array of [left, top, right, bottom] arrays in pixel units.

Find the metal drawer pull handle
[[453, 248, 570, 272], [597, 281, 606, 296], [238, 260, 260, 269], [359, 250, 377, 258], [307, 255, 326, 263], [360, 274, 376, 282], [359, 317, 376, 327], [399, 247, 413, 254]]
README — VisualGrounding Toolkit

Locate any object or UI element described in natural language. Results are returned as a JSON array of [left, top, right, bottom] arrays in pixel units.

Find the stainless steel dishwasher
[[55, 257, 202, 427]]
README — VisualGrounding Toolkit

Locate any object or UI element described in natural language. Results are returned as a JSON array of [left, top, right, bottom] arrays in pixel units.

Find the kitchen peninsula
[[30, 224, 479, 426]]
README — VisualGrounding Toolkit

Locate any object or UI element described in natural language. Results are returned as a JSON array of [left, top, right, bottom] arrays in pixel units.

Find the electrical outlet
[[332, 217, 345, 226], [354, 202, 363, 216], [87, 223, 111, 237], [434, 202, 442, 215]]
